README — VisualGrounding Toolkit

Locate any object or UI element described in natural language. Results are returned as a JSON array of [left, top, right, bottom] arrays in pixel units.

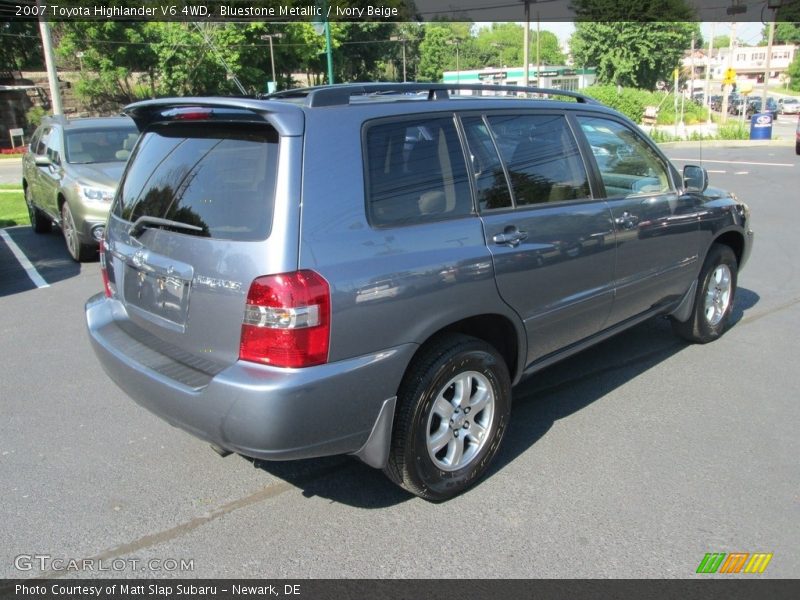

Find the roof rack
[[264, 83, 599, 108]]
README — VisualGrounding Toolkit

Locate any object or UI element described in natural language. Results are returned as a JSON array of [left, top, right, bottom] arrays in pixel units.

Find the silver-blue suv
[[86, 84, 753, 501]]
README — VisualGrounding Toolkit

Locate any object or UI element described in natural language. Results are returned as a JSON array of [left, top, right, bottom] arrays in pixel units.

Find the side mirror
[[683, 164, 708, 192], [34, 155, 52, 167]]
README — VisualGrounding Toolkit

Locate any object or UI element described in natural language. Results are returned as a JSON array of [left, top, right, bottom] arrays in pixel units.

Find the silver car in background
[[22, 116, 138, 261]]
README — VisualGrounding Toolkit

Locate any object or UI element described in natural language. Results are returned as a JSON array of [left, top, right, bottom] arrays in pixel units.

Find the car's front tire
[[26, 187, 51, 234], [384, 334, 511, 501], [672, 244, 738, 343], [61, 201, 95, 262]]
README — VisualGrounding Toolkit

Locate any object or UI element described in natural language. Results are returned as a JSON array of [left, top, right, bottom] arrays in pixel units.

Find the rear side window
[[113, 123, 279, 242], [487, 114, 591, 206], [365, 116, 472, 227]]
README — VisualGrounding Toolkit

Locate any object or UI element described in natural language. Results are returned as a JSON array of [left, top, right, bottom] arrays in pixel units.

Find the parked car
[[22, 116, 138, 261], [709, 95, 723, 112], [778, 97, 800, 115], [85, 83, 753, 501], [795, 116, 800, 155], [728, 95, 748, 115], [747, 97, 779, 120]]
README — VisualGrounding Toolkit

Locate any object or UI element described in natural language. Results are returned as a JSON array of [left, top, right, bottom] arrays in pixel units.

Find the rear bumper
[[85, 293, 415, 462]]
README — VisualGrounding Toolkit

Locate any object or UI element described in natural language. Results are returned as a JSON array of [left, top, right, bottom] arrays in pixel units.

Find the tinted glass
[[365, 117, 472, 227], [112, 123, 279, 242], [44, 127, 61, 164], [577, 117, 671, 197], [461, 116, 513, 211], [487, 114, 591, 206], [65, 127, 138, 164]]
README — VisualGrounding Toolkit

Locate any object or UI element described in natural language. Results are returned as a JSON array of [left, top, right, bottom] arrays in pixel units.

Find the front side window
[[577, 116, 672, 198], [487, 114, 591, 206], [44, 127, 61, 165], [365, 116, 473, 227]]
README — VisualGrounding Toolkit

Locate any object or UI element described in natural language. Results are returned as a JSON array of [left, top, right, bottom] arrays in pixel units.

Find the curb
[[657, 139, 795, 149]]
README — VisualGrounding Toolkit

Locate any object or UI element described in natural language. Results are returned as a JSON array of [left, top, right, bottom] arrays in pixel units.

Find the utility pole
[[761, 21, 775, 112], [390, 36, 407, 82], [37, 7, 63, 116], [705, 24, 714, 125], [522, 1, 530, 86], [689, 32, 696, 102], [535, 11, 541, 88], [720, 23, 736, 124], [260, 33, 283, 93]]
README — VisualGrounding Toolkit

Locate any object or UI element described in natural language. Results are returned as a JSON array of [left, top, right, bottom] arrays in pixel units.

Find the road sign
[[723, 68, 736, 86]]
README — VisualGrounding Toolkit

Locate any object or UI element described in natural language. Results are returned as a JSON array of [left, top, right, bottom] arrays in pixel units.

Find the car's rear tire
[[61, 201, 95, 262], [384, 333, 511, 501], [26, 187, 51, 234], [672, 244, 738, 344]]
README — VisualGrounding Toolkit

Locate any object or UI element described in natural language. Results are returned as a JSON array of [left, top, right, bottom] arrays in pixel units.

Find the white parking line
[[0, 229, 50, 289], [671, 158, 795, 167], [707, 169, 727, 173]]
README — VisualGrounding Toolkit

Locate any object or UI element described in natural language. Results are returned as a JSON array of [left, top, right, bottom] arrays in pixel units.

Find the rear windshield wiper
[[128, 216, 206, 238]]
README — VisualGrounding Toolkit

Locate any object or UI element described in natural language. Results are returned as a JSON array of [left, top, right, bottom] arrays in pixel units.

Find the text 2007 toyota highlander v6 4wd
[[86, 84, 753, 501]]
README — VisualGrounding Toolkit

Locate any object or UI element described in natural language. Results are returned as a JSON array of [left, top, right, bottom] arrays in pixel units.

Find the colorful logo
[[696, 552, 773, 574]]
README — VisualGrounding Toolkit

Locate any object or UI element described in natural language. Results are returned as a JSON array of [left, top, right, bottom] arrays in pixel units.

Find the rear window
[[112, 123, 279, 242], [65, 127, 138, 164]]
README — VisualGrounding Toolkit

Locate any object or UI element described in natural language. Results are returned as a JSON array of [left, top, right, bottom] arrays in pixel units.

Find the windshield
[[65, 128, 139, 164]]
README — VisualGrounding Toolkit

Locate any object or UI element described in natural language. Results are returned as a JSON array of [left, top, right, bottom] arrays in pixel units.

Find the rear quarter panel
[[298, 107, 524, 365]]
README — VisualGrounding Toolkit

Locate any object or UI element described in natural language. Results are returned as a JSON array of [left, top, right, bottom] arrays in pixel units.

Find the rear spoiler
[[122, 97, 305, 137]]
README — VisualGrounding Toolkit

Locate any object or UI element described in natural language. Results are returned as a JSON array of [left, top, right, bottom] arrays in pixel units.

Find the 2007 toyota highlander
[[85, 83, 753, 501]]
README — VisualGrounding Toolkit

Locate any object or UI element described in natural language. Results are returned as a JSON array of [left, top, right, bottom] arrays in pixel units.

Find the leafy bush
[[583, 85, 708, 125], [717, 122, 750, 140], [25, 106, 47, 129]]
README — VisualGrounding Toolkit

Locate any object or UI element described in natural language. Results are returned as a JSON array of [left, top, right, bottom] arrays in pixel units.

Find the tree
[[570, 22, 699, 89], [713, 35, 735, 49], [334, 22, 397, 82], [0, 22, 44, 71], [417, 23, 477, 81], [56, 21, 159, 110], [787, 53, 800, 92], [572, 0, 694, 20], [772, 23, 800, 45], [474, 24, 566, 69]]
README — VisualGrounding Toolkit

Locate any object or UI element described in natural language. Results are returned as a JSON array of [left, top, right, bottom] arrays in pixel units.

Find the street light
[[447, 39, 460, 84], [260, 33, 283, 93], [389, 36, 407, 82]]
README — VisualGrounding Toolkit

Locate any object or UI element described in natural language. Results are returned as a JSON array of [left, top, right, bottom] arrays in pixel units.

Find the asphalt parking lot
[[1, 144, 798, 579]]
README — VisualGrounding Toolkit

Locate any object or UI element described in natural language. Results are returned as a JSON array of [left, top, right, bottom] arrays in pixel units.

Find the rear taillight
[[239, 270, 330, 368], [99, 239, 112, 298]]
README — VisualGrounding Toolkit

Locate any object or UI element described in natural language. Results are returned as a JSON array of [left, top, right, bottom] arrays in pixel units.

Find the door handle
[[615, 211, 638, 230], [493, 228, 528, 247]]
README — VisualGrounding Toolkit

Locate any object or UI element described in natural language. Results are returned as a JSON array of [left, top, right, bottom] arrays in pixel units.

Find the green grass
[[770, 86, 800, 97], [0, 185, 29, 228]]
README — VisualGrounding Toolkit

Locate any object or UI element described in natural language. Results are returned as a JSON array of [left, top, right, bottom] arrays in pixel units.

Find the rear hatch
[[102, 102, 303, 384]]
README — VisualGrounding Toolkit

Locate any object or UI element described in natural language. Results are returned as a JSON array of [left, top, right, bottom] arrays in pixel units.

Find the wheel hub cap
[[426, 370, 495, 472], [704, 264, 732, 326]]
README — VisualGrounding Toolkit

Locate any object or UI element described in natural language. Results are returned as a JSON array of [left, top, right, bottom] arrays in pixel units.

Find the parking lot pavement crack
[[36, 460, 354, 579], [738, 296, 800, 327]]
